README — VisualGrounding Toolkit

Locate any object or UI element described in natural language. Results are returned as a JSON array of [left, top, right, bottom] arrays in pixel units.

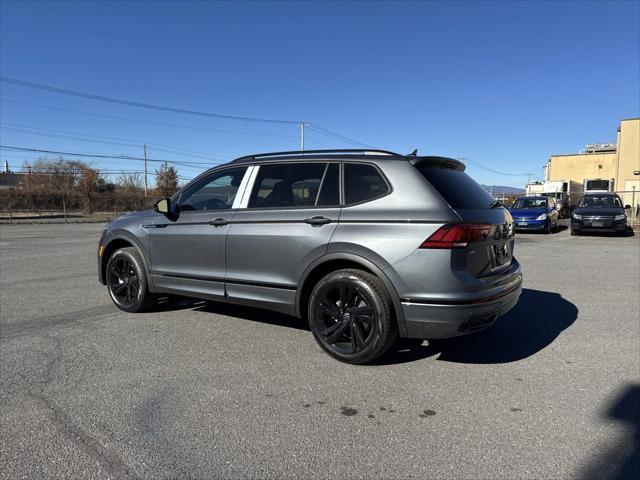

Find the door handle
[[304, 216, 331, 225], [209, 218, 229, 227]]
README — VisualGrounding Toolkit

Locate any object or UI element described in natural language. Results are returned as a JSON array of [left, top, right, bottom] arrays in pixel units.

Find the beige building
[[544, 118, 640, 208]]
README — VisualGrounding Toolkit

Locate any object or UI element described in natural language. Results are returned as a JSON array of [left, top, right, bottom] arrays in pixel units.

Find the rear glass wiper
[[489, 200, 503, 208]]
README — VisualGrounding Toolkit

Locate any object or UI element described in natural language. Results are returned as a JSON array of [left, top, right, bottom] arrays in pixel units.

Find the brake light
[[420, 224, 491, 249]]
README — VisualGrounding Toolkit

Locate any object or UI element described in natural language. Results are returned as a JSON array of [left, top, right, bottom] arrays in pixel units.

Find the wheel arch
[[296, 253, 407, 336], [100, 232, 154, 291]]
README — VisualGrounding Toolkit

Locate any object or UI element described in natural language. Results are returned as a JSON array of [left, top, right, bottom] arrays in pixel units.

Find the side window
[[344, 163, 390, 205], [177, 167, 247, 212], [248, 163, 339, 208]]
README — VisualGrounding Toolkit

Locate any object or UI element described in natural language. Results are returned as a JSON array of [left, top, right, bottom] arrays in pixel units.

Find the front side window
[[177, 167, 247, 212], [248, 163, 339, 208], [344, 163, 390, 205]]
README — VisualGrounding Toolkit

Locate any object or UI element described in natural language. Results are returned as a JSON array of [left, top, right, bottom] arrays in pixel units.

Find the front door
[[148, 166, 249, 300], [225, 162, 341, 312]]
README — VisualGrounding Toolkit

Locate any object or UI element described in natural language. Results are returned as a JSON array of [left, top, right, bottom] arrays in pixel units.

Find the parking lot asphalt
[[1, 222, 638, 479]]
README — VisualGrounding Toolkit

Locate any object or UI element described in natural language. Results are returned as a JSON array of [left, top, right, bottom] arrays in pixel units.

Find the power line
[[0, 145, 222, 168], [306, 124, 372, 148], [0, 122, 229, 161], [0, 79, 372, 146], [1, 99, 300, 139], [464, 158, 533, 177], [1, 76, 300, 125]]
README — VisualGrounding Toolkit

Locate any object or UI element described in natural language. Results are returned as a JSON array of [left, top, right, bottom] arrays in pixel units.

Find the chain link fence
[[0, 192, 159, 223]]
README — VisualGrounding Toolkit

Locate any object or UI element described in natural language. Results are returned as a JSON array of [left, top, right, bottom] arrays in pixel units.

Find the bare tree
[[155, 163, 179, 197], [117, 172, 144, 193]]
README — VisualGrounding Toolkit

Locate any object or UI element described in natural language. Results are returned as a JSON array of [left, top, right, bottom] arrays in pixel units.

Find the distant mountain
[[482, 185, 525, 195]]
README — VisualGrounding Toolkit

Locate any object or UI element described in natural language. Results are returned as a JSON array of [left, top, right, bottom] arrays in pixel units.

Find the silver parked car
[[98, 149, 522, 364]]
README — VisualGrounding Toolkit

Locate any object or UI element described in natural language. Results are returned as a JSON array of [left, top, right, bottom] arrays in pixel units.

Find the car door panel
[[147, 166, 249, 299], [225, 162, 341, 311], [148, 211, 232, 298]]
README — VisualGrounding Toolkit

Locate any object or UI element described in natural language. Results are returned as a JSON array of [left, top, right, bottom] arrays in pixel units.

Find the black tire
[[571, 229, 579, 236], [105, 247, 156, 313], [546, 222, 552, 234], [308, 269, 398, 364]]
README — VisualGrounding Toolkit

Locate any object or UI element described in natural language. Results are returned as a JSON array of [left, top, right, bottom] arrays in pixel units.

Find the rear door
[[415, 164, 514, 277], [225, 162, 341, 309]]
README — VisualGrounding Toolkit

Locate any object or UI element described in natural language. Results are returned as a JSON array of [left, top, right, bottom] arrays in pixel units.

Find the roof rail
[[231, 148, 403, 163]]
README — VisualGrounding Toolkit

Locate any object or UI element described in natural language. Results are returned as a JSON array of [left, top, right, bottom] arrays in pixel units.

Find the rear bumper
[[400, 263, 523, 339]]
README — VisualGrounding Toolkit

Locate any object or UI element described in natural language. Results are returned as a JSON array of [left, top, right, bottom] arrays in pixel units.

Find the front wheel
[[308, 269, 397, 364], [106, 247, 156, 312]]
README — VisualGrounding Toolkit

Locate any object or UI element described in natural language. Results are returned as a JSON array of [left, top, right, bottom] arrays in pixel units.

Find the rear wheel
[[308, 269, 397, 364], [571, 229, 579, 236], [106, 247, 156, 312]]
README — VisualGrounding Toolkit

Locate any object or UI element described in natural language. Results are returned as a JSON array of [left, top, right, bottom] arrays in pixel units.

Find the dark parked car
[[97, 149, 522, 364], [571, 193, 629, 235], [509, 196, 559, 233]]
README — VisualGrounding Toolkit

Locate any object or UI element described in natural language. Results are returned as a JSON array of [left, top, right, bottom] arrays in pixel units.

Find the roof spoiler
[[410, 156, 465, 171]]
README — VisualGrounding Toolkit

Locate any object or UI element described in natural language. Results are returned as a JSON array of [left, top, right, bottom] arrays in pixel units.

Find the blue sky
[[1, 0, 638, 187]]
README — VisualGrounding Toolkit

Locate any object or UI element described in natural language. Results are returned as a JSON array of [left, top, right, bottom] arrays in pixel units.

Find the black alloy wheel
[[106, 247, 155, 312], [107, 256, 140, 306], [308, 269, 397, 364]]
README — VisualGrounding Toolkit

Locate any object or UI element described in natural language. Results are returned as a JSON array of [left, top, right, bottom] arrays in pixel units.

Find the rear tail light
[[420, 224, 491, 249]]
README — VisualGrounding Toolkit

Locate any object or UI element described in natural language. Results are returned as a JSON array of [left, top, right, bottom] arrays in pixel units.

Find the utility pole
[[300, 122, 305, 151], [143, 143, 148, 197]]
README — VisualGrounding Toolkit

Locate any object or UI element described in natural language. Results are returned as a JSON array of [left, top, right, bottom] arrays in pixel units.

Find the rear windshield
[[416, 165, 494, 209]]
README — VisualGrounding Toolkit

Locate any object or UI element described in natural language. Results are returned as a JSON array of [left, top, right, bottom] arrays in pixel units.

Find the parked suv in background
[[98, 149, 522, 364], [571, 193, 629, 235]]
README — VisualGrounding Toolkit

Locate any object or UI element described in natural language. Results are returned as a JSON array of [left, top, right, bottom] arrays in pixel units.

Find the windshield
[[578, 195, 622, 208], [511, 197, 547, 209]]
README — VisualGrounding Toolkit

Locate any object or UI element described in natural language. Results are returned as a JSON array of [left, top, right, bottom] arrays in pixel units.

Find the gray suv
[[98, 149, 522, 364]]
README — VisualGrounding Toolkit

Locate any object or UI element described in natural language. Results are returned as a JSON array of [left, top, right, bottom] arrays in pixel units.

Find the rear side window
[[248, 163, 339, 208], [416, 165, 494, 209], [344, 163, 390, 205]]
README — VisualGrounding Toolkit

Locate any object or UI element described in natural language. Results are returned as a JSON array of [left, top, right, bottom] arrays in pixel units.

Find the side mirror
[[154, 197, 170, 215], [625, 204, 632, 209]]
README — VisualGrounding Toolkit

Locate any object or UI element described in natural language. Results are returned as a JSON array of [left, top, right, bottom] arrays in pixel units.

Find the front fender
[[98, 229, 154, 292]]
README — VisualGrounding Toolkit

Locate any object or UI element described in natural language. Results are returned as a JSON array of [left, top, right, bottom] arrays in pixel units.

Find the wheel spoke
[[325, 321, 349, 344], [112, 283, 126, 295], [351, 305, 373, 316], [339, 284, 348, 308], [109, 265, 122, 280], [319, 299, 339, 317], [320, 320, 346, 337], [351, 321, 366, 352]]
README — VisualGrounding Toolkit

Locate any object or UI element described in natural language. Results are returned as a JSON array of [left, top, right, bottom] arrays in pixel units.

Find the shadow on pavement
[[578, 384, 640, 480], [154, 288, 577, 366], [379, 288, 578, 365]]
